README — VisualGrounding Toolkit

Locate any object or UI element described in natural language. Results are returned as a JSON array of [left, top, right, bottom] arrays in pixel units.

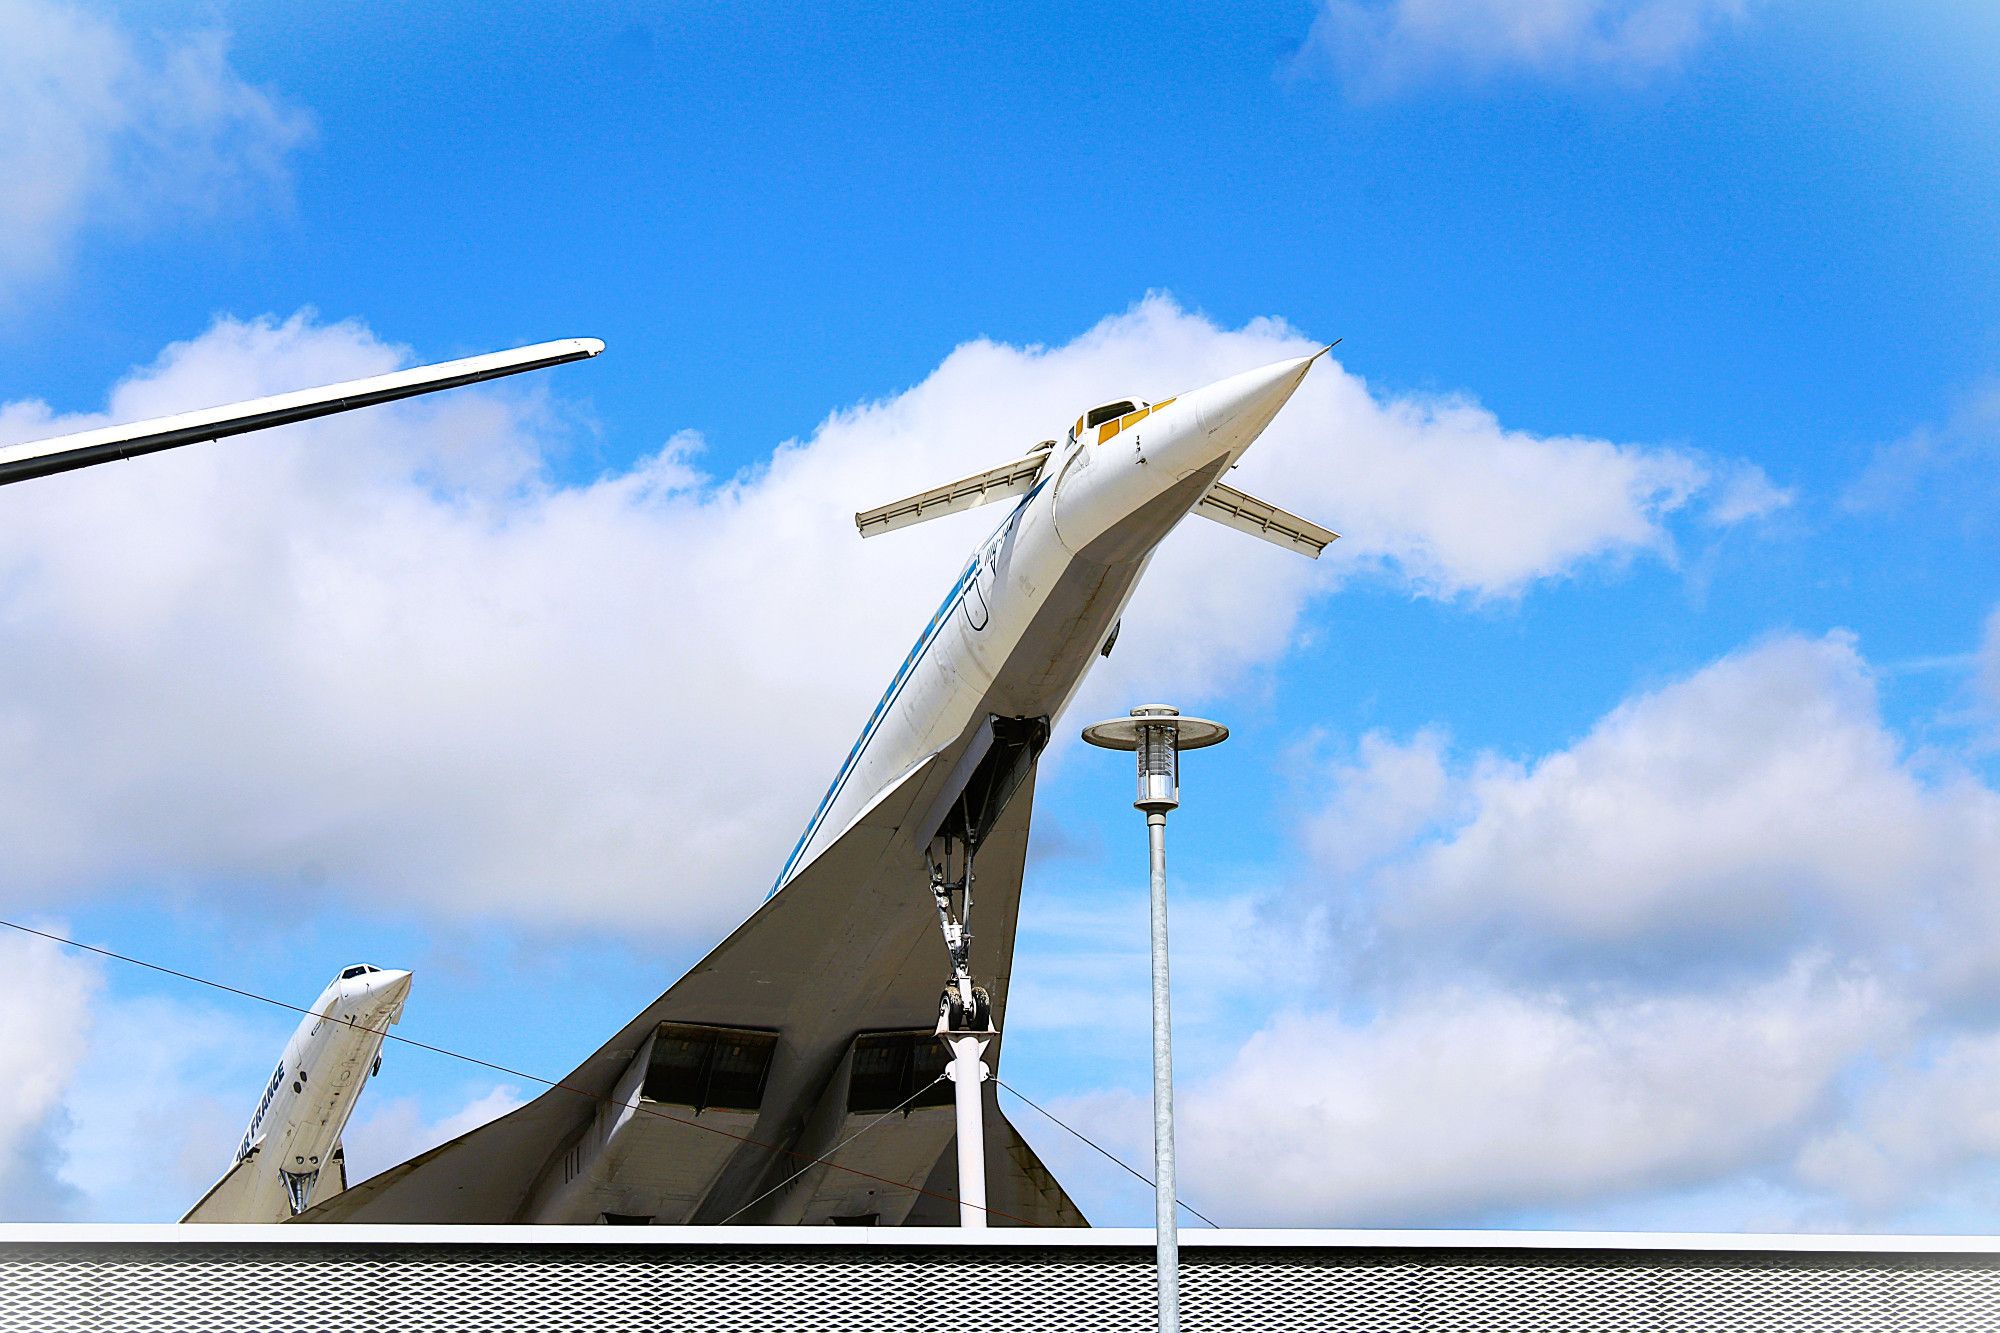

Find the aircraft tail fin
[[855, 447, 1052, 537], [1196, 480, 1338, 558]]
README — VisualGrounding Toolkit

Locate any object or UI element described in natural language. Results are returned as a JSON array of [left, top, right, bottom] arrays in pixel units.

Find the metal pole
[[946, 1032, 991, 1229], [1083, 705, 1225, 1333], [1148, 809, 1179, 1333]]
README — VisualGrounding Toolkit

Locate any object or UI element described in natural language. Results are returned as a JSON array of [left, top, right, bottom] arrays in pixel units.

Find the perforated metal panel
[[4, 1233, 1999, 1332]]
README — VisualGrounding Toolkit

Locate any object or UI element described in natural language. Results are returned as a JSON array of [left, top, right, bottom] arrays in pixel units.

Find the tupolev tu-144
[[0, 334, 1331, 1225]]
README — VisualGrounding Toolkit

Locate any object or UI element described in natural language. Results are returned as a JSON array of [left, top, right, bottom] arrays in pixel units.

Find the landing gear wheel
[[940, 985, 992, 1031]]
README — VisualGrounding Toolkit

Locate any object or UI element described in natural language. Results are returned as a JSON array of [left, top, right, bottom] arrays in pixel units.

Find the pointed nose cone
[[366, 969, 413, 1021], [1189, 351, 1322, 462]]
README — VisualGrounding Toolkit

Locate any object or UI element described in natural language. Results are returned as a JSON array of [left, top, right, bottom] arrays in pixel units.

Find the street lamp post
[[1081, 704, 1228, 1333]]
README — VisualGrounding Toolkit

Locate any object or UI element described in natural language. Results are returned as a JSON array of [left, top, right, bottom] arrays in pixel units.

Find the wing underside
[[304, 742, 1071, 1226], [183, 1155, 271, 1224]]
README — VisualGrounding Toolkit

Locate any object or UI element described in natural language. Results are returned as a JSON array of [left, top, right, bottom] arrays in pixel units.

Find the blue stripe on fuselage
[[769, 481, 1044, 895]]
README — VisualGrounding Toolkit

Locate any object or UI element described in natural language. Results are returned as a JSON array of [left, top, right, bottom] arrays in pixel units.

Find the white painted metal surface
[[780, 353, 1320, 895], [183, 965, 410, 1222], [855, 452, 1051, 536], [32, 350, 1318, 1227], [0, 337, 602, 487], [1196, 479, 1338, 556], [944, 1033, 993, 1229]]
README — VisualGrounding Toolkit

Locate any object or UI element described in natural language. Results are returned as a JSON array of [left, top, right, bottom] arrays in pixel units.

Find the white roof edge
[[3, 1224, 1997, 1253]]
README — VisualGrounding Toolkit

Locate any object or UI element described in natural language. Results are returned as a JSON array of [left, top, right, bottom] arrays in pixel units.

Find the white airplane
[[304, 350, 1335, 1227], [2, 330, 1334, 1227], [183, 963, 412, 1222]]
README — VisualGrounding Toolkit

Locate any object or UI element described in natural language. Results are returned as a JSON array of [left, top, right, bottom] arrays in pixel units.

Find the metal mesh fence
[[3, 1239, 1999, 1332]]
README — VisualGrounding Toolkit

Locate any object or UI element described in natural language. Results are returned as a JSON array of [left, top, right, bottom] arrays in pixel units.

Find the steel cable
[[0, 917, 1037, 1226]]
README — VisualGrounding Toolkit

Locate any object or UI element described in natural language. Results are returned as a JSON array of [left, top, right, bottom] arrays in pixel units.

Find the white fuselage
[[206, 964, 411, 1219], [285, 353, 1318, 1229], [777, 354, 1318, 891]]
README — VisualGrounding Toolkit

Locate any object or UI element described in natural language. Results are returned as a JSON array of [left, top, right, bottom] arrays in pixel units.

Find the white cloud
[[0, 0, 309, 304], [52, 991, 268, 1222], [1796, 1030, 2000, 1222], [1365, 633, 2000, 992], [0, 297, 1742, 934], [1844, 381, 2000, 516], [1112, 625, 2000, 1228], [0, 305, 1978, 1226], [1703, 462, 1792, 525], [0, 930, 491, 1222], [1178, 967, 1895, 1225], [1302, 727, 1457, 877], [1247, 368, 1710, 600], [341, 1084, 526, 1186], [0, 930, 98, 1218], [1300, 0, 1749, 97]]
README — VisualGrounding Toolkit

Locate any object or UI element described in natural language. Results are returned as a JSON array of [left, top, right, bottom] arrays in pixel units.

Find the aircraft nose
[[366, 969, 413, 1015], [1188, 350, 1324, 457]]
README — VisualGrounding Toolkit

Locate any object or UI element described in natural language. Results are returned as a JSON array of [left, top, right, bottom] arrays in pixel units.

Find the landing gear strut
[[923, 714, 1051, 1228], [281, 1168, 319, 1216], [928, 834, 992, 1034], [928, 829, 994, 1228]]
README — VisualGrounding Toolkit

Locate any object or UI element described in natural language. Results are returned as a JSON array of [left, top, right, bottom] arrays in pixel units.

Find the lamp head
[[1081, 705, 1229, 813]]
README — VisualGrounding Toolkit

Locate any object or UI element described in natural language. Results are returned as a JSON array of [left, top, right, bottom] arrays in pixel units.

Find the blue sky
[[1, 0, 1998, 1229]]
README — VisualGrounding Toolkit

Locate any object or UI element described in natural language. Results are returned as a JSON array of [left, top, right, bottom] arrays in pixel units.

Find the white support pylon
[[943, 1029, 992, 1228]]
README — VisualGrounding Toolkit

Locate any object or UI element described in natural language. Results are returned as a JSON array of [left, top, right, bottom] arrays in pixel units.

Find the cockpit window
[[1085, 401, 1137, 429], [340, 965, 367, 979]]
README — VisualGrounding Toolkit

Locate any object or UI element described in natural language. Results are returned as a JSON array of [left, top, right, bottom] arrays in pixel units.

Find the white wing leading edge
[[0, 337, 604, 488]]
